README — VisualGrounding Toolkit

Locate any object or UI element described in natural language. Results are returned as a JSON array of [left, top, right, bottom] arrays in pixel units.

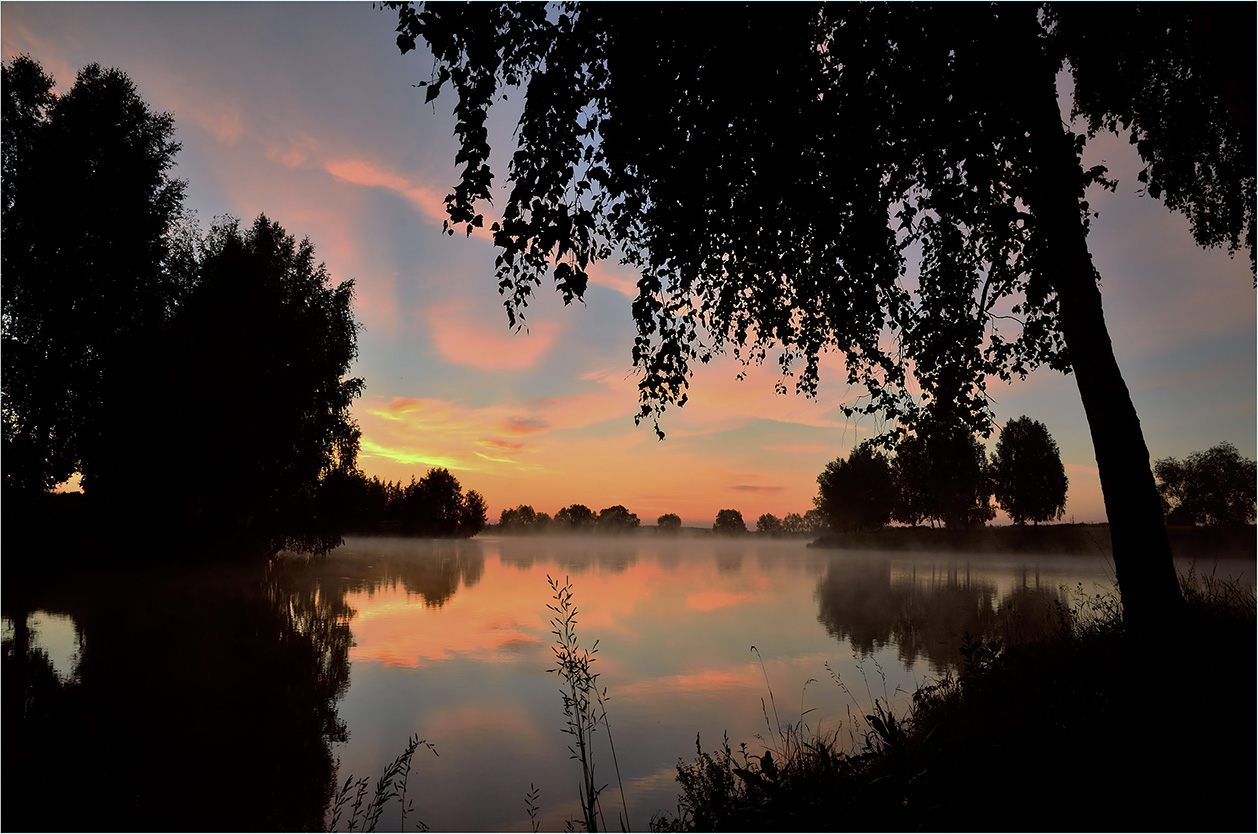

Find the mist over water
[[4, 535, 1251, 830]]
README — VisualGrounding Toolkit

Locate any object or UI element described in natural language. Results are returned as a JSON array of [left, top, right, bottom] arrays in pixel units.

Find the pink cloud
[[264, 130, 320, 169], [426, 301, 559, 370], [585, 260, 639, 298], [191, 103, 243, 145], [500, 416, 550, 436], [323, 156, 494, 240]]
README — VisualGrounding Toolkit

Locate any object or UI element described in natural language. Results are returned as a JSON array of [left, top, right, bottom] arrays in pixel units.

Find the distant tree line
[[816, 418, 1256, 532], [494, 503, 641, 535], [487, 504, 830, 537], [314, 467, 487, 538], [816, 416, 1069, 532]]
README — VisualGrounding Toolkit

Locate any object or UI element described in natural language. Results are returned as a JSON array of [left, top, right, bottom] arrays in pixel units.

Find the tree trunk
[[1023, 61, 1184, 633]]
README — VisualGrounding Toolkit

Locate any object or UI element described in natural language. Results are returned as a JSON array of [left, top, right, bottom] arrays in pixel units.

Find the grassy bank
[[652, 573, 1256, 832], [812, 522, 1256, 559]]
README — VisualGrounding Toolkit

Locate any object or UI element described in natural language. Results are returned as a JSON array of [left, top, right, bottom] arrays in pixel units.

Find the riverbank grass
[[654, 570, 1255, 832]]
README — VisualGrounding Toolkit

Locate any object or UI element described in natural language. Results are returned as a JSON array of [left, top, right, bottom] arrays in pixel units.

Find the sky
[[4, 3, 1254, 526]]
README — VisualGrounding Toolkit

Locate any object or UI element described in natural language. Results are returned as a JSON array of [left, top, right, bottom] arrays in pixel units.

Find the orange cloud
[[346, 586, 545, 667]]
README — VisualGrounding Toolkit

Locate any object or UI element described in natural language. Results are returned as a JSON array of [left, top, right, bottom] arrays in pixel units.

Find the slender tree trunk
[[1021, 64, 1184, 633]]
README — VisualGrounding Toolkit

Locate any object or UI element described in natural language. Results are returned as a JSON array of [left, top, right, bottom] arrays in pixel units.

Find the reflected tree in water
[[319, 539, 488, 608], [815, 556, 1064, 673], [2, 561, 353, 831]]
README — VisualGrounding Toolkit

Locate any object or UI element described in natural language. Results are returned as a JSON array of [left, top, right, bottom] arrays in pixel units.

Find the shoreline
[[810, 522, 1256, 559]]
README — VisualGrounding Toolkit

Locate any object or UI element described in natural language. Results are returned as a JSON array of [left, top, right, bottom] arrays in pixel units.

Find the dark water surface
[[4, 536, 1251, 830]]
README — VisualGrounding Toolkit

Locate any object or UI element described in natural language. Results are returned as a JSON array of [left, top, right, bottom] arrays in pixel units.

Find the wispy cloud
[[323, 155, 492, 239], [730, 485, 786, 493], [425, 301, 560, 370], [500, 416, 550, 435]]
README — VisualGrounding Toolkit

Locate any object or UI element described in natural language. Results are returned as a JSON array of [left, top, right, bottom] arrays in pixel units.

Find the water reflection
[[5, 539, 1249, 831], [816, 554, 1071, 673], [2, 559, 351, 831], [498, 536, 638, 574], [309, 537, 487, 607]]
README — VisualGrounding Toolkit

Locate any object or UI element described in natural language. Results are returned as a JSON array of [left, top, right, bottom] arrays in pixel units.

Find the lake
[[3, 535, 1251, 831]]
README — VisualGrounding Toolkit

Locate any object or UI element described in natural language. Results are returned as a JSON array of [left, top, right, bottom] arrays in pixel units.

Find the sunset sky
[[5, 3, 1254, 526]]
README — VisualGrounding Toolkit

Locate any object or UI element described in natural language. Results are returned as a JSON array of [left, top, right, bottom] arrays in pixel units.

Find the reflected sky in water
[[4, 536, 1250, 831], [319, 536, 1252, 831]]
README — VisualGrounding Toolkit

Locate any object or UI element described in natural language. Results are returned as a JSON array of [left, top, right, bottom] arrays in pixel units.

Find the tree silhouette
[[1154, 442, 1256, 526], [656, 512, 682, 534], [802, 509, 830, 536], [990, 416, 1069, 525], [595, 504, 640, 535], [498, 504, 539, 533], [712, 509, 746, 535], [892, 426, 995, 530], [756, 513, 783, 536], [2, 56, 186, 494], [554, 503, 596, 532], [385, 3, 1256, 627], [412, 467, 464, 535], [146, 214, 363, 554], [816, 442, 896, 532], [461, 489, 489, 535]]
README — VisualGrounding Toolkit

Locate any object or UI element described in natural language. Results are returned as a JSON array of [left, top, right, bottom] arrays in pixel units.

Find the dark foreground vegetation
[[651, 572, 1256, 832]]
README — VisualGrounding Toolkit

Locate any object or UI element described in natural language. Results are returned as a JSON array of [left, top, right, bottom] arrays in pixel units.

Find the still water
[[3, 535, 1251, 831]]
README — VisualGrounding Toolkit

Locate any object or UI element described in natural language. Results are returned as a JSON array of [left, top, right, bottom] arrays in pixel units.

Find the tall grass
[[654, 567, 1256, 832], [327, 734, 438, 832], [546, 573, 630, 832]]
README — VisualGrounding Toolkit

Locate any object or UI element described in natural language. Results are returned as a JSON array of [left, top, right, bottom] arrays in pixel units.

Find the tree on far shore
[[816, 442, 896, 532], [596, 504, 640, 534], [990, 416, 1069, 525], [657, 512, 682, 534], [891, 426, 995, 530], [756, 513, 783, 536], [713, 509, 747, 535], [1155, 442, 1256, 526], [554, 503, 597, 532]]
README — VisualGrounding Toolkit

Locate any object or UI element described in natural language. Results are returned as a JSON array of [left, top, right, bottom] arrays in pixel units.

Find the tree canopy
[[595, 504, 640, 535], [816, 442, 897, 532], [2, 55, 186, 493], [144, 214, 364, 554], [554, 503, 596, 531], [756, 513, 783, 536], [387, 2, 1256, 626], [712, 509, 746, 535], [1, 55, 367, 558], [1154, 442, 1256, 527], [990, 416, 1069, 525]]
